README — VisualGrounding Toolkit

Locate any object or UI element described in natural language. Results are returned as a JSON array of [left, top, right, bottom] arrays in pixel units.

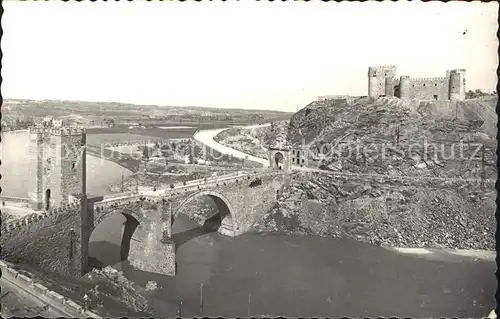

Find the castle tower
[[448, 69, 466, 101], [28, 127, 48, 210], [385, 78, 395, 97], [50, 127, 86, 208], [28, 126, 86, 210], [368, 66, 397, 98], [399, 76, 411, 100]]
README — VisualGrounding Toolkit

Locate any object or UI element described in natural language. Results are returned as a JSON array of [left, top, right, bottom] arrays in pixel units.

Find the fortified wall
[[317, 95, 355, 104], [0, 202, 84, 277], [368, 65, 466, 101]]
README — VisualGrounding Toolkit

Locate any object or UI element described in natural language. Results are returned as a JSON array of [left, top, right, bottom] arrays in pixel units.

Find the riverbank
[[86, 144, 141, 173], [253, 171, 496, 251], [88, 213, 494, 318]]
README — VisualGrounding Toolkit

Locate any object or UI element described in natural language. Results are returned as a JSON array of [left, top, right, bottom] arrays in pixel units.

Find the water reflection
[[88, 213, 495, 318], [0, 131, 133, 198]]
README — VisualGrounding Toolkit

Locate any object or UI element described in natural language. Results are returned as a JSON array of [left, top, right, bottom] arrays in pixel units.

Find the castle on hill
[[367, 65, 466, 101]]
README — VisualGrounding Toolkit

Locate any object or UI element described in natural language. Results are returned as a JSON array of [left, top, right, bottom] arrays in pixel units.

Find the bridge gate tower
[[28, 126, 86, 210]]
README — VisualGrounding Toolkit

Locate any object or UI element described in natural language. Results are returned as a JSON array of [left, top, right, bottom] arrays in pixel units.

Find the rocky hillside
[[254, 171, 496, 250], [255, 96, 497, 250], [289, 96, 497, 179]]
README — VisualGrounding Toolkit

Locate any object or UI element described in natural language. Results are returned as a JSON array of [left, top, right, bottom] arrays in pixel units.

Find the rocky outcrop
[[254, 172, 495, 250], [254, 96, 497, 250]]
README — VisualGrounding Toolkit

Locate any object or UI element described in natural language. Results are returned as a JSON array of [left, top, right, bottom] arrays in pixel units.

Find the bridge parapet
[[0, 196, 30, 204], [93, 194, 143, 212], [101, 191, 135, 201], [162, 170, 283, 196]]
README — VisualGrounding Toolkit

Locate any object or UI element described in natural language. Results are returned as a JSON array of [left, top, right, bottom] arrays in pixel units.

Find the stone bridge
[[0, 170, 290, 278]]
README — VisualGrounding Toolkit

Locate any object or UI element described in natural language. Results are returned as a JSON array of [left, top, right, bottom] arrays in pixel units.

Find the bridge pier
[[0, 172, 290, 279], [120, 216, 139, 261], [125, 200, 176, 276], [218, 215, 236, 237]]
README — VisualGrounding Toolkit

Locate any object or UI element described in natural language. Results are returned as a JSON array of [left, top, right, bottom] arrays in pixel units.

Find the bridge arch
[[88, 207, 144, 269], [93, 207, 145, 230], [172, 190, 237, 237]]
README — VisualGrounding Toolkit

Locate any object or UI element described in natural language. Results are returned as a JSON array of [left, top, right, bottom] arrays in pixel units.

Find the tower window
[[72, 162, 76, 169], [412, 84, 415, 87], [435, 84, 437, 86], [384, 73, 387, 76], [423, 83, 426, 87]]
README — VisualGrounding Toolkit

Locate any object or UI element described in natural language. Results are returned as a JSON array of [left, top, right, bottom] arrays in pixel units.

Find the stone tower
[[28, 125, 86, 210], [449, 69, 466, 101], [368, 65, 397, 98], [399, 76, 411, 100]]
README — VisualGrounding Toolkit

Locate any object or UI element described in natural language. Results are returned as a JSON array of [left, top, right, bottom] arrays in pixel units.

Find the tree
[[465, 89, 497, 99]]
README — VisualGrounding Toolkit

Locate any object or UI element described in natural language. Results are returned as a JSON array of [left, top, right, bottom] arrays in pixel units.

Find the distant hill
[[2, 98, 294, 127], [2, 99, 292, 116]]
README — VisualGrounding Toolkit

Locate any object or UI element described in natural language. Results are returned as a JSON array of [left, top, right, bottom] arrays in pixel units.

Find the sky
[[2, 1, 498, 112]]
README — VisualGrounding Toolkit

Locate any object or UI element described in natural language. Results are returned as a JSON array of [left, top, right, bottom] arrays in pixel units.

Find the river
[[89, 213, 495, 318], [2, 130, 495, 317], [0, 130, 133, 198]]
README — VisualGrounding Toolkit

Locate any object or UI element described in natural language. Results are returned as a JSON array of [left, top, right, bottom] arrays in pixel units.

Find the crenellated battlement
[[410, 77, 448, 82], [29, 125, 86, 137], [368, 65, 398, 78], [370, 65, 397, 70], [28, 126, 46, 135], [1, 202, 82, 235], [50, 127, 86, 136], [368, 65, 465, 101], [385, 77, 399, 83]]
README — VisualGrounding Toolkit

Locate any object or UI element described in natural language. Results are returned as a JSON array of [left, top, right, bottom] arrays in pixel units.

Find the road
[[194, 123, 495, 185], [1, 277, 75, 318], [193, 125, 270, 167]]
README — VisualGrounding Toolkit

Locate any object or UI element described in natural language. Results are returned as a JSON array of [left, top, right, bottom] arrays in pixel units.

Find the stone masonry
[[368, 65, 466, 101], [0, 202, 83, 277], [1, 170, 289, 278], [28, 125, 86, 210]]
